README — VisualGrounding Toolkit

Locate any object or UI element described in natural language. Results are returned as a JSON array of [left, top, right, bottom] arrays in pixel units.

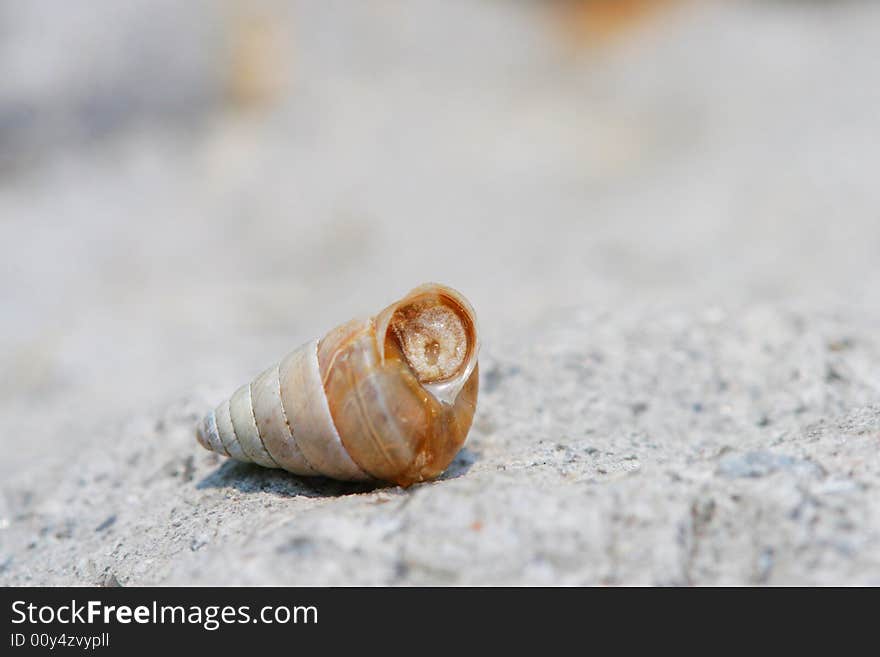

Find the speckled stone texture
[[1, 1, 880, 585], [2, 306, 879, 585]]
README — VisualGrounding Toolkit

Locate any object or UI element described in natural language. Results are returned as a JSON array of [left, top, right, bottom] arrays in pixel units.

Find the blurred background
[[1, 0, 879, 480]]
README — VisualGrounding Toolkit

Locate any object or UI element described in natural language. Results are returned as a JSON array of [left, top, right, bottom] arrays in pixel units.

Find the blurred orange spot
[[470, 520, 484, 532], [552, 0, 681, 46]]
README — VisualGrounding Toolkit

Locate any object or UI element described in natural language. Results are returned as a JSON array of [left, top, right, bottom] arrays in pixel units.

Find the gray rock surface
[[2, 1, 880, 585], [2, 306, 880, 585]]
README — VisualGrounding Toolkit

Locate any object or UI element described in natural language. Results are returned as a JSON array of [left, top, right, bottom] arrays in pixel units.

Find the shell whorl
[[197, 283, 480, 486]]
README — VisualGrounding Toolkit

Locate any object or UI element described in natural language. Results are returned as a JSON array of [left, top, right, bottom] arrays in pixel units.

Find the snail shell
[[197, 283, 479, 487]]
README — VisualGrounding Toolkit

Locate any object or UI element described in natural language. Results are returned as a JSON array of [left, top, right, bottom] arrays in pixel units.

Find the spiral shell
[[196, 283, 480, 487]]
